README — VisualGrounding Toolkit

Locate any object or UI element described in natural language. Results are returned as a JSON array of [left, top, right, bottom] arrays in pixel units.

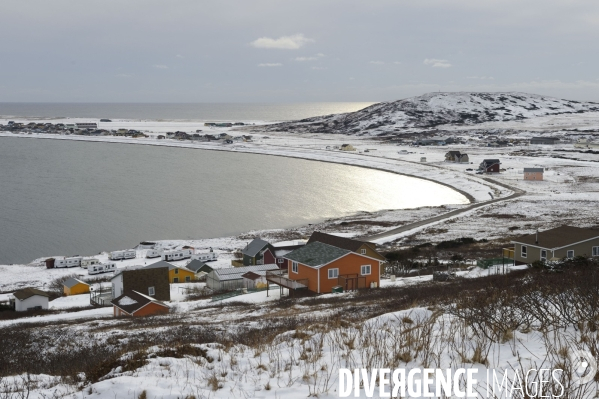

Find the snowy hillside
[[261, 92, 599, 135]]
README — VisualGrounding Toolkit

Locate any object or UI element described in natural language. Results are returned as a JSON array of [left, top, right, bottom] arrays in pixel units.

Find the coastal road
[[366, 177, 526, 242]]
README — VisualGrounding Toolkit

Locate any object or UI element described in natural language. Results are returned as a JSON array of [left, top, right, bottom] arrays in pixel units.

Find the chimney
[[535, 230, 538, 245]]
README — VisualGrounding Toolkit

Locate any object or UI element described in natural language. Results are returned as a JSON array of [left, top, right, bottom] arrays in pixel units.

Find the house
[[63, 278, 90, 296], [76, 123, 98, 130], [479, 159, 501, 173], [523, 168, 544, 181], [185, 259, 213, 280], [530, 137, 560, 145], [144, 261, 196, 283], [10, 288, 50, 312], [284, 241, 380, 294], [340, 144, 356, 151], [241, 271, 268, 289], [307, 232, 386, 262], [111, 290, 170, 317], [110, 266, 170, 301], [508, 226, 599, 265], [240, 238, 275, 266], [444, 151, 469, 163], [272, 240, 307, 268], [206, 264, 280, 292]]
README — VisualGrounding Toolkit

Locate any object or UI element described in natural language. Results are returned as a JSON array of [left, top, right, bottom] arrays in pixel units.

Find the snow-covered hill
[[261, 92, 599, 135]]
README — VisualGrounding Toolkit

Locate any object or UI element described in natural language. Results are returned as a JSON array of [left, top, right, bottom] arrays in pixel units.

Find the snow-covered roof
[[211, 264, 279, 282]]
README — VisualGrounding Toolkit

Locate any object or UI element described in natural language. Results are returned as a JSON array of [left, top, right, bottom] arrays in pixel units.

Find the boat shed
[[206, 264, 280, 292]]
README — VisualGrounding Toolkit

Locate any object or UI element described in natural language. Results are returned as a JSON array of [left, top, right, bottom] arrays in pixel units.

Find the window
[[278, 258, 283, 264], [173, 277, 179, 283], [567, 250, 574, 259], [593, 247, 599, 257], [174, 269, 179, 274], [328, 268, 339, 279], [360, 249, 366, 255], [148, 286, 155, 296], [292, 261, 298, 273], [185, 276, 191, 282], [361, 265, 371, 275], [521, 245, 527, 258], [540, 250, 547, 260]]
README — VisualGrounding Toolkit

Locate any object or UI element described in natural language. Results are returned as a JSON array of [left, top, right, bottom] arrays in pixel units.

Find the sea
[[0, 102, 376, 122], [0, 103, 467, 265]]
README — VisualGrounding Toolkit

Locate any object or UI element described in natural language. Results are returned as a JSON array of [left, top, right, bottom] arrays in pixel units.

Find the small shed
[[241, 271, 268, 289], [206, 264, 280, 292], [523, 168, 544, 181], [340, 144, 356, 151], [111, 290, 170, 317], [186, 260, 213, 280], [10, 288, 50, 312], [63, 278, 90, 296]]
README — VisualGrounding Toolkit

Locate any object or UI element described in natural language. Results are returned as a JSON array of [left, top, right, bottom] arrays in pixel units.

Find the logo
[[569, 349, 597, 385]]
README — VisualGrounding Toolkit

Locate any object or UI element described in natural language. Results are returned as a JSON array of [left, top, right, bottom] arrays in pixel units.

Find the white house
[[10, 288, 50, 312]]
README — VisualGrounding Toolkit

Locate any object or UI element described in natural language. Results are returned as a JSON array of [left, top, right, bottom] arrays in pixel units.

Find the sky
[[1, 0, 599, 103]]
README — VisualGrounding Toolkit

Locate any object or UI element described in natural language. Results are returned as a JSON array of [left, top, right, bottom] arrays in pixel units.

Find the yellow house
[[63, 278, 90, 296], [145, 261, 196, 283]]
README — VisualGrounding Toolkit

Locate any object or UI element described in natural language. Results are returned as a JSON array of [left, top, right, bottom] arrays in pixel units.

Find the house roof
[[523, 168, 544, 173], [482, 159, 500, 163], [12, 287, 50, 300], [446, 151, 461, 156], [144, 260, 192, 273], [241, 238, 270, 257], [63, 278, 88, 288], [211, 264, 279, 282], [512, 226, 599, 249], [111, 290, 169, 315], [186, 259, 212, 273], [307, 231, 375, 253], [284, 241, 351, 267], [241, 271, 261, 280]]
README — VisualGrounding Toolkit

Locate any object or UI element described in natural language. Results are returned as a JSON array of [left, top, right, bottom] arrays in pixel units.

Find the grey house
[[510, 226, 599, 265], [206, 264, 279, 292]]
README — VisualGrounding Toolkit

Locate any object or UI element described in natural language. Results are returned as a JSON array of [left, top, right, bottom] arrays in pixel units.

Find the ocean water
[[0, 102, 375, 122], [0, 137, 467, 264]]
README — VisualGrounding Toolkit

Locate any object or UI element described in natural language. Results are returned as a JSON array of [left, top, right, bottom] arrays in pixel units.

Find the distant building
[[444, 151, 469, 163], [530, 137, 560, 145], [206, 264, 280, 292], [479, 159, 501, 173], [340, 144, 356, 151], [523, 168, 544, 181], [76, 123, 98, 130]]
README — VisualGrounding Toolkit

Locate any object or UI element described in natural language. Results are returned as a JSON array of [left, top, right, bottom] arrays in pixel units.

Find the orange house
[[284, 242, 380, 294], [111, 290, 170, 317]]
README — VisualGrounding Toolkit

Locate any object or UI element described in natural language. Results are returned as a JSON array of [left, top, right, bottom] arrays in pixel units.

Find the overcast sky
[[2, 0, 599, 103]]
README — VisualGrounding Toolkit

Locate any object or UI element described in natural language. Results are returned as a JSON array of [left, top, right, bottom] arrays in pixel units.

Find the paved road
[[366, 177, 526, 242]]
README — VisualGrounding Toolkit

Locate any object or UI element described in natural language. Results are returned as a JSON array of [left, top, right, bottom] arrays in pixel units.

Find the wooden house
[[507, 226, 599, 265], [111, 290, 170, 317], [523, 168, 544, 181], [185, 259, 213, 280], [307, 232, 386, 262], [144, 260, 196, 283], [479, 159, 501, 173], [284, 241, 380, 294], [240, 238, 275, 266], [63, 278, 90, 296], [10, 288, 50, 312], [444, 151, 469, 163], [111, 266, 170, 301]]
